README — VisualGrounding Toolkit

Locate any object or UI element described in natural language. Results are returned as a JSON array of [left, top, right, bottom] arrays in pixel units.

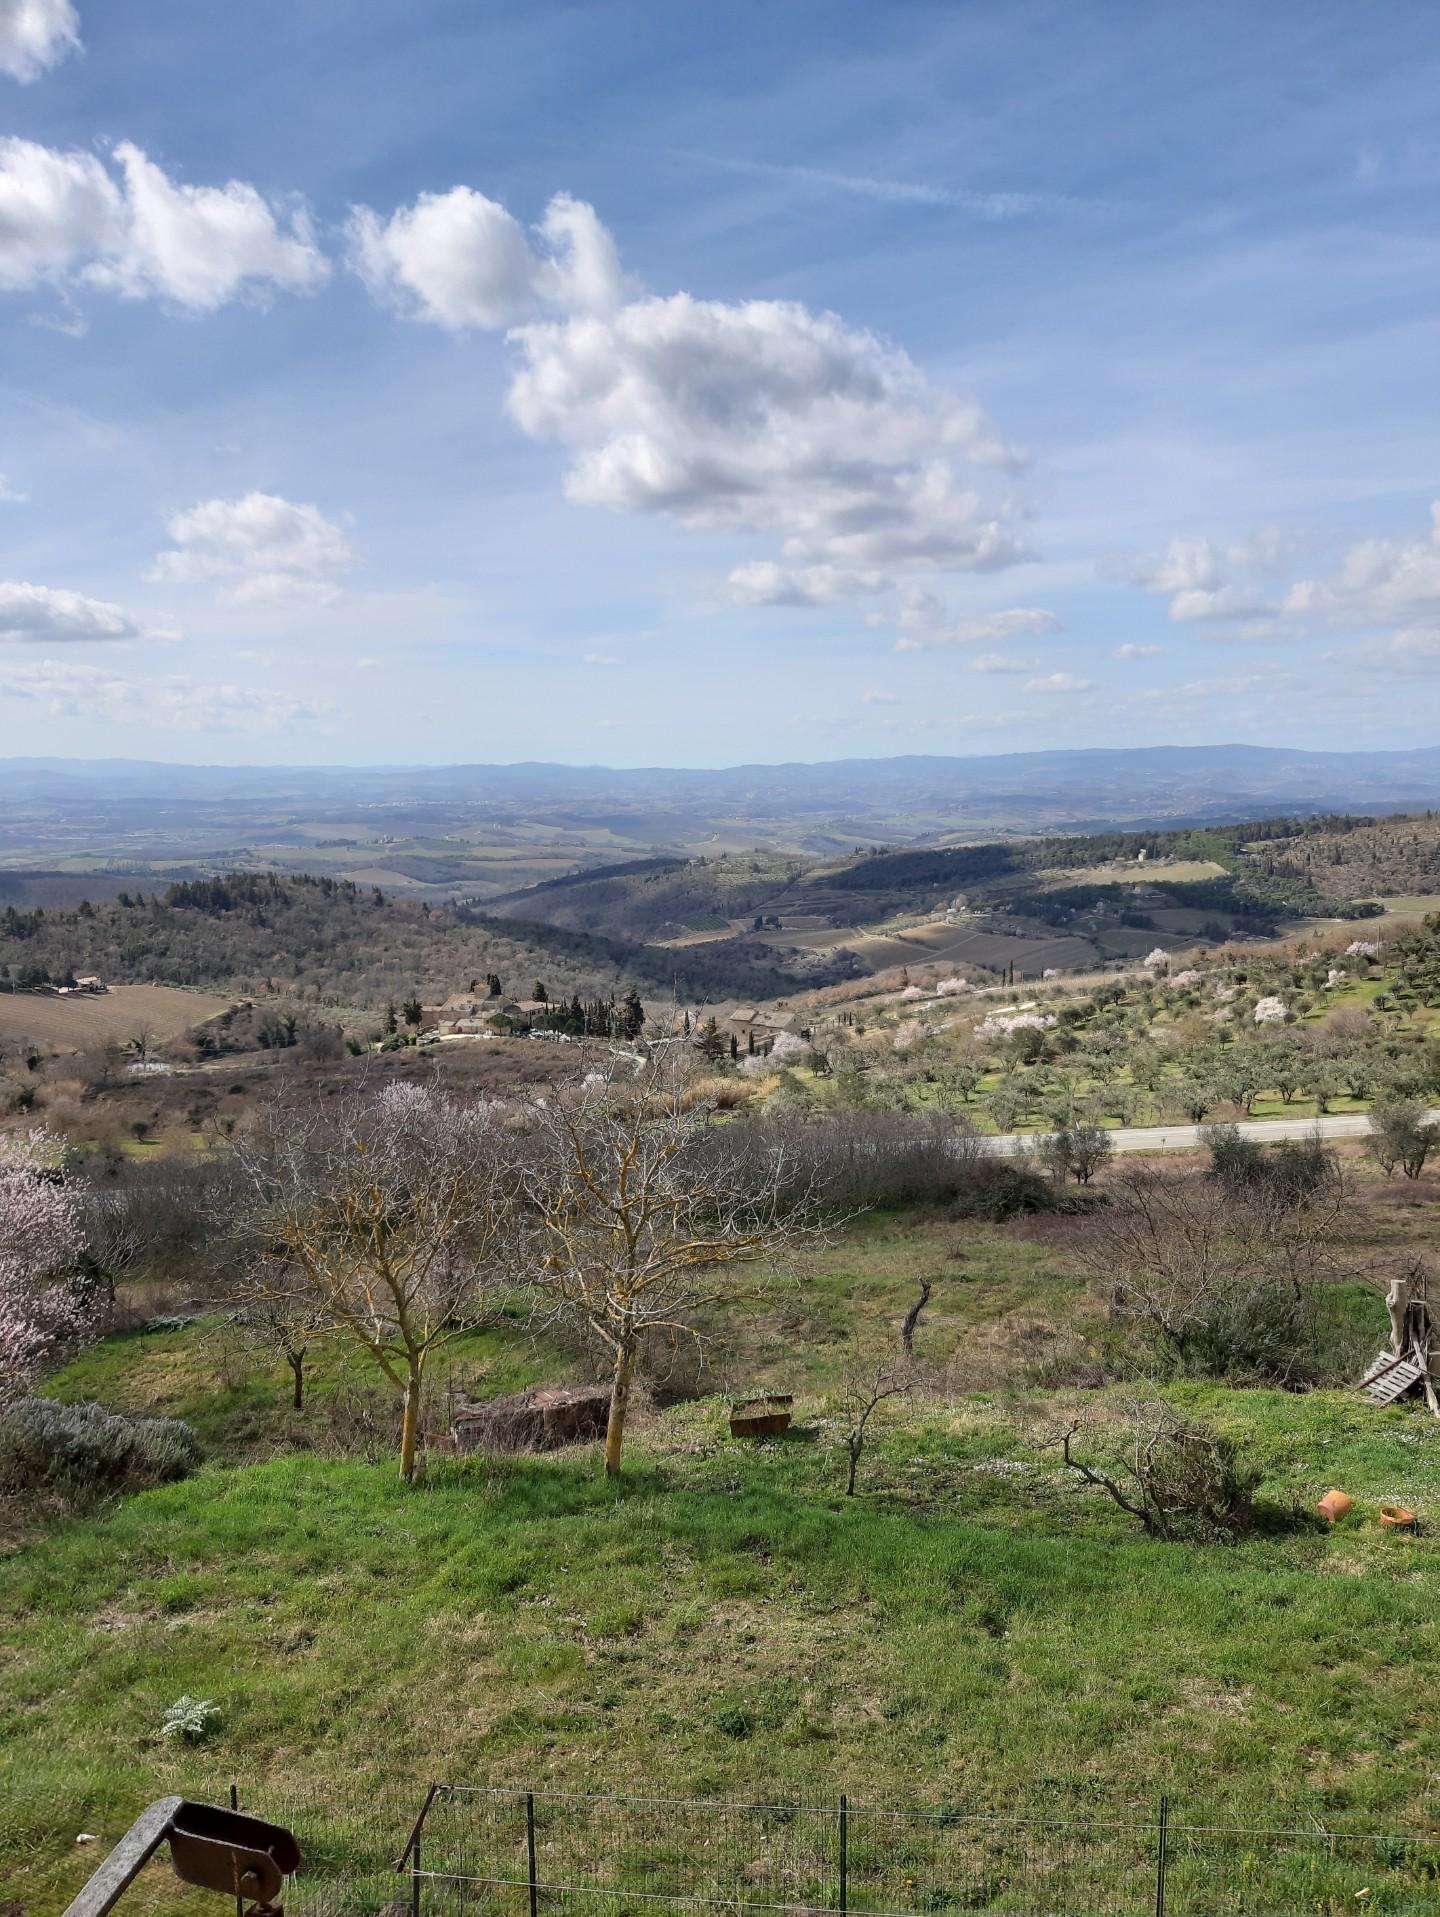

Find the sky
[[1, 0, 1439, 768]]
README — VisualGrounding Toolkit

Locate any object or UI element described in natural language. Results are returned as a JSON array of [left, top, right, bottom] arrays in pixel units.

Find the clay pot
[[1379, 1503, 1417, 1532], [1316, 1489, 1354, 1524]]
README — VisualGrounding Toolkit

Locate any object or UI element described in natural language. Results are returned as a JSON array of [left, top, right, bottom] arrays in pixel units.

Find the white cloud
[[151, 491, 355, 606], [1132, 530, 1289, 624], [0, 658, 326, 732], [860, 687, 899, 704], [0, 472, 27, 502], [346, 188, 628, 329], [888, 589, 1060, 651], [510, 294, 1025, 578], [0, 138, 328, 310], [583, 650, 620, 667], [0, 580, 142, 642], [0, 0, 79, 83], [356, 182, 1026, 592], [726, 561, 891, 606], [1285, 502, 1440, 626], [1024, 671, 1093, 694], [970, 651, 1040, 674], [1113, 642, 1162, 660]]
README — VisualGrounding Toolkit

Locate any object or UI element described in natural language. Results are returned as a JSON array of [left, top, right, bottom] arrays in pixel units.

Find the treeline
[[0, 874, 852, 1012]]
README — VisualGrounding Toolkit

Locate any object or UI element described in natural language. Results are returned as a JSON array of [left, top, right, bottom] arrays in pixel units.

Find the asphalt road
[[982, 1110, 1440, 1157]]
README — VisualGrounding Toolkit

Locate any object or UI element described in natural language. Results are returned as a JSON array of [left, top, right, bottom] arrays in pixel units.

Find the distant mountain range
[[5, 744, 1440, 835]]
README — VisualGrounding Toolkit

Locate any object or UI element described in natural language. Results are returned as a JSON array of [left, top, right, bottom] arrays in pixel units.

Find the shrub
[[718, 1111, 1072, 1216], [160, 1696, 220, 1742], [1203, 1124, 1338, 1210], [0, 1397, 200, 1497], [1056, 1397, 1261, 1542]]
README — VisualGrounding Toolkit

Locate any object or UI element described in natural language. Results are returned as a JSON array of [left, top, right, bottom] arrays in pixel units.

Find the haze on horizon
[[1, 1, 1437, 770]]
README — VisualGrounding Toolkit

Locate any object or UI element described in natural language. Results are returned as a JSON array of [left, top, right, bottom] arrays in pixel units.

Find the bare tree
[[522, 1056, 823, 1476], [1068, 1162, 1345, 1382], [230, 1288, 324, 1410], [235, 1080, 517, 1480], [837, 1348, 915, 1495], [901, 1277, 933, 1359]]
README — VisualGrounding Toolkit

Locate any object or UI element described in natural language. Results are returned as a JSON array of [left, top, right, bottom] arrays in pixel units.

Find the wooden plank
[[1363, 1358, 1423, 1405]]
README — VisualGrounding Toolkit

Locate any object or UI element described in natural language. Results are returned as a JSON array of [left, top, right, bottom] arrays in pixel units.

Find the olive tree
[[1368, 1097, 1440, 1180]]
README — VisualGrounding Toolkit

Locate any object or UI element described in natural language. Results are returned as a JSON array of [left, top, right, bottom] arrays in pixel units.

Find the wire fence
[[206, 1780, 1440, 1917]]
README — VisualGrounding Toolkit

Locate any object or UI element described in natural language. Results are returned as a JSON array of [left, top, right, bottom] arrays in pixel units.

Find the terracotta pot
[[1379, 1503, 1417, 1531], [1316, 1489, 1353, 1524]]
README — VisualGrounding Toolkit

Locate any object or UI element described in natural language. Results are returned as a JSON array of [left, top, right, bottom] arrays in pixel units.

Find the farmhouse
[[721, 1006, 799, 1054]]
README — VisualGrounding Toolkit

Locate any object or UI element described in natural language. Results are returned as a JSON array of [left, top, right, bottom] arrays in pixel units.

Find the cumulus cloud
[[1024, 671, 1092, 694], [1113, 641, 1162, 659], [0, 658, 325, 732], [860, 687, 899, 704], [0, 580, 143, 642], [347, 188, 628, 329], [887, 588, 1060, 651], [353, 182, 1026, 593], [583, 650, 620, 667], [510, 295, 1024, 577], [1285, 502, 1440, 626], [1131, 530, 1292, 624], [151, 491, 355, 606], [0, 0, 79, 82], [0, 472, 27, 502], [0, 137, 328, 310]]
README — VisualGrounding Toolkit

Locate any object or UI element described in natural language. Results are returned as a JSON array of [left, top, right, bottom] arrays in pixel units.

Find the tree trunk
[[399, 1365, 422, 1482], [845, 1439, 860, 1496], [603, 1344, 636, 1478], [288, 1349, 305, 1411]]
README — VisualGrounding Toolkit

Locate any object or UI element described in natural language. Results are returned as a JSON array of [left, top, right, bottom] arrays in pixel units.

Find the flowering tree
[[768, 1030, 812, 1064], [235, 1081, 518, 1480], [0, 1130, 92, 1405], [1253, 996, 1288, 1025]]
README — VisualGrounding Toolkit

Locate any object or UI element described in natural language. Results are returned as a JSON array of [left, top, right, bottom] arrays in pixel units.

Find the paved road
[[983, 1109, 1440, 1157]]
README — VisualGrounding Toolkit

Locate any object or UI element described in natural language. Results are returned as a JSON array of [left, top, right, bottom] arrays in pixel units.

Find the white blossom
[[1345, 939, 1382, 960], [934, 975, 972, 997], [976, 1010, 1056, 1041], [1253, 995, 1288, 1024]]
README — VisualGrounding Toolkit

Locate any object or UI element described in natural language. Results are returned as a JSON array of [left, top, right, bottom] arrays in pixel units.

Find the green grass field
[[4, 1206, 1440, 1913]]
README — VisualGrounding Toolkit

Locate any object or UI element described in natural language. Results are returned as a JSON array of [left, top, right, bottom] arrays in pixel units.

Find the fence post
[[838, 1794, 848, 1917], [410, 1834, 422, 1917], [527, 1790, 539, 1917], [229, 1784, 242, 1917], [1154, 1796, 1169, 1917]]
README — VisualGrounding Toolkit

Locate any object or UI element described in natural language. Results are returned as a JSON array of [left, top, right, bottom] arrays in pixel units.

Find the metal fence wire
[[216, 1780, 1440, 1917]]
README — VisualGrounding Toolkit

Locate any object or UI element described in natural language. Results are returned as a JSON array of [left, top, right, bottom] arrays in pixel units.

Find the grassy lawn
[[4, 1207, 1440, 1912]]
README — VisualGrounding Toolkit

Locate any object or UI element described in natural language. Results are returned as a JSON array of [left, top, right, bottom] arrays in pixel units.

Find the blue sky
[[1, 0, 1438, 765]]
